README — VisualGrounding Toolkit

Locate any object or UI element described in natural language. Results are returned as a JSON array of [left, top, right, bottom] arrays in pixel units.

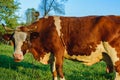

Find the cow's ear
[[2, 33, 13, 41], [30, 32, 39, 39]]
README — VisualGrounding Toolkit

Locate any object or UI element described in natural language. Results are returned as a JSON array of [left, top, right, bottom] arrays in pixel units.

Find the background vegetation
[[0, 0, 20, 28], [0, 43, 115, 80]]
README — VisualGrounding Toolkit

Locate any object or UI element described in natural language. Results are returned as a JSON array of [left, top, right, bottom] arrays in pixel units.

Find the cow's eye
[[30, 32, 39, 39]]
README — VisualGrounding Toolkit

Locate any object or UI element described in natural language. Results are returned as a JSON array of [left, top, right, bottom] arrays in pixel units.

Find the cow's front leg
[[55, 54, 65, 80], [56, 63, 65, 80], [50, 54, 65, 80], [49, 54, 58, 80], [52, 57, 58, 80]]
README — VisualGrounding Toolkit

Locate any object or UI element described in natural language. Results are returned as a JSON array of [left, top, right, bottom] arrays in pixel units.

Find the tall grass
[[0, 43, 115, 80]]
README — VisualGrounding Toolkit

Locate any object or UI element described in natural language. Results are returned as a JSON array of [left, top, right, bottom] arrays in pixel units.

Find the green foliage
[[0, 25, 5, 33], [0, 0, 20, 29], [0, 0, 20, 43], [0, 44, 115, 80], [39, 0, 68, 17]]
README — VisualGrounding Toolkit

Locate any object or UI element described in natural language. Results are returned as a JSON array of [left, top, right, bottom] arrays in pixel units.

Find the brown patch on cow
[[60, 16, 102, 56], [21, 41, 29, 55], [64, 42, 104, 66], [115, 61, 120, 74], [19, 26, 29, 32], [30, 48, 40, 60]]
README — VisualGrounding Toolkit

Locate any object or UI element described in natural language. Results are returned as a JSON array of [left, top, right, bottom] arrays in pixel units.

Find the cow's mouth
[[14, 59, 23, 62], [13, 53, 24, 62]]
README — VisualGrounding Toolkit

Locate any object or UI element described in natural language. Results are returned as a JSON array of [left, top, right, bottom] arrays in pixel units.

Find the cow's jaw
[[13, 31, 27, 62]]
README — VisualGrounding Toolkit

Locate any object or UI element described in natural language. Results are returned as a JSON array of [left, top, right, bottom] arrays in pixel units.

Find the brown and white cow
[[3, 15, 120, 80]]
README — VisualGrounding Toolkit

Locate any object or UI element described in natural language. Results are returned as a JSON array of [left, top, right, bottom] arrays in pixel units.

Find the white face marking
[[40, 53, 51, 64], [54, 16, 61, 36], [64, 42, 105, 66], [103, 42, 119, 65], [115, 72, 120, 80], [13, 31, 27, 54]]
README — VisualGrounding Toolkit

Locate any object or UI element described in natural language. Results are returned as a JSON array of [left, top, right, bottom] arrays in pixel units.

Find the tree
[[0, 0, 20, 29], [39, 0, 68, 17], [0, 0, 20, 43], [25, 8, 39, 24]]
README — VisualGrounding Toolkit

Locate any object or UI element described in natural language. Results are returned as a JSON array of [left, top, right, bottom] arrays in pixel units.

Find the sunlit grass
[[0, 43, 115, 80]]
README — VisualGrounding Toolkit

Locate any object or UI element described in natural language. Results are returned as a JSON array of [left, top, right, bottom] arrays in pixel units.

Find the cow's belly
[[64, 42, 106, 66]]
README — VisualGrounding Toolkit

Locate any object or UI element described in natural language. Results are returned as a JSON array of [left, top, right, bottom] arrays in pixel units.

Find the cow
[[2, 15, 120, 80]]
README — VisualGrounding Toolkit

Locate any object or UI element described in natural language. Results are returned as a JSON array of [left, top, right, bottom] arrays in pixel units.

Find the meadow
[[0, 43, 115, 80]]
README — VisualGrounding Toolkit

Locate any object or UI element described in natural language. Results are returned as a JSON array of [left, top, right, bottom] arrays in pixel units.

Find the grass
[[0, 43, 115, 80]]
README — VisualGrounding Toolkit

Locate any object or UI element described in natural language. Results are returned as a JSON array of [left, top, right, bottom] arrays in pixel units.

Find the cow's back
[[60, 16, 120, 56]]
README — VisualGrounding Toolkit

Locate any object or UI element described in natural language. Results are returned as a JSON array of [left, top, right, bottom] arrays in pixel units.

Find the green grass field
[[0, 43, 115, 80]]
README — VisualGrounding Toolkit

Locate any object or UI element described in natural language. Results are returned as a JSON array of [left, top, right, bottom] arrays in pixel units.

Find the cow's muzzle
[[13, 53, 24, 62]]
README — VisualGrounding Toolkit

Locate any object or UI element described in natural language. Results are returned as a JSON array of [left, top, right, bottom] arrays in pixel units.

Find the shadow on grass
[[0, 54, 52, 79], [0, 55, 40, 69], [0, 54, 51, 72]]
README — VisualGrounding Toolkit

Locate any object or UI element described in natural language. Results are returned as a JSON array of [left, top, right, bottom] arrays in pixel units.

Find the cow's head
[[2, 24, 38, 62]]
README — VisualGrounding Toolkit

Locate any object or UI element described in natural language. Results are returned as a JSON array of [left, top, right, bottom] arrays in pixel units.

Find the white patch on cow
[[103, 42, 119, 65], [52, 57, 56, 72], [64, 42, 105, 66], [13, 31, 27, 54], [54, 16, 61, 36], [60, 77, 66, 80], [64, 41, 119, 66], [115, 72, 120, 80], [54, 77, 57, 80], [40, 53, 51, 64]]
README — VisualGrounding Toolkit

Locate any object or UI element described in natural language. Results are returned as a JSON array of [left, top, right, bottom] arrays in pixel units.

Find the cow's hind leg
[[103, 42, 120, 80], [102, 52, 114, 73]]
